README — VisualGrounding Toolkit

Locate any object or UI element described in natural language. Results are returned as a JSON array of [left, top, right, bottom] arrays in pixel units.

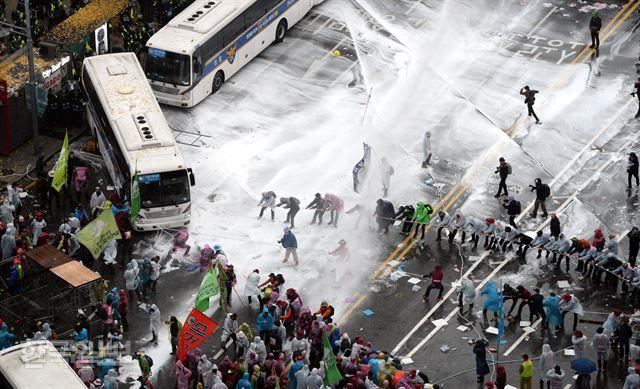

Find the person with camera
[[529, 178, 551, 218]]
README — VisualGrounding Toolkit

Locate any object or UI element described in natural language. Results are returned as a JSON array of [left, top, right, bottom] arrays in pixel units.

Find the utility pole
[[24, 0, 39, 155], [0, 0, 39, 155]]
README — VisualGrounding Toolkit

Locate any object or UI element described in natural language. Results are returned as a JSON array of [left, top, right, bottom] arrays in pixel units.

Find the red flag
[[177, 308, 218, 361]]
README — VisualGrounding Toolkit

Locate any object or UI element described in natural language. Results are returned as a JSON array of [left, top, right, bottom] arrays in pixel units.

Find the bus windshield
[[139, 170, 190, 208], [145, 48, 191, 86]]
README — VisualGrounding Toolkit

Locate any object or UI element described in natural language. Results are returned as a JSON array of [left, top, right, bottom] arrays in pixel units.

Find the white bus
[[82, 53, 195, 231], [145, 0, 324, 107], [0, 341, 86, 388]]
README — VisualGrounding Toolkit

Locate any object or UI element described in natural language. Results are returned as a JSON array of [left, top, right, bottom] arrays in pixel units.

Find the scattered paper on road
[[408, 277, 421, 284], [411, 285, 422, 292], [363, 309, 374, 316], [519, 321, 531, 327], [558, 280, 570, 288], [468, 256, 480, 262], [432, 319, 448, 327], [564, 349, 575, 356], [401, 357, 414, 365], [523, 326, 535, 333], [387, 260, 399, 267], [456, 325, 468, 331], [485, 326, 499, 335]]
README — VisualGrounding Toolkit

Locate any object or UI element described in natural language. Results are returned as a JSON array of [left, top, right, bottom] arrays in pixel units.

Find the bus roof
[[82, 53, 187, 175], [146, 0, 255, 55], [0, 341, 86, 388]]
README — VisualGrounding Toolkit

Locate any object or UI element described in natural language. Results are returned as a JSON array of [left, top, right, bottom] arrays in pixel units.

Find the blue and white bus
[[145, 0, 325, 107], [82, 53, 195, 231]]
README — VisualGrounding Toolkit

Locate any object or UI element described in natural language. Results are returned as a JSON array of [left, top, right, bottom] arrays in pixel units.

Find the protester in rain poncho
[[30, 213, 46, 246], [0, 199, 14, 225], [257, 191, 277, 221], [103, 369, 118, 389], [103, 239, 117, 265], [198, 354, 214, 388], [244, 269, 261, 305], [1, 226, 16, 260], [457, 277, 476, 314], [543, 293, 563, 330], [380, 157, 394, 197], [480, 281, 500, 323], [539, 344, 556, 385], [175, 360, 192, 389], [149, 304, 161, 344], [422, 130, 432, 167]]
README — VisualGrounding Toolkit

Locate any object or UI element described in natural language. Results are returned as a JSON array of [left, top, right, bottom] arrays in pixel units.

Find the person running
[[589, 10, 602, 49], [422, 265, 444, 302], [520, 86, 540, 124], [494, 157, 511, 198]]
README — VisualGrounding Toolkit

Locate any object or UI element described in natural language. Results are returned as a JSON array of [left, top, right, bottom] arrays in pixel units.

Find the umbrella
[[571, 358, 597, 374]]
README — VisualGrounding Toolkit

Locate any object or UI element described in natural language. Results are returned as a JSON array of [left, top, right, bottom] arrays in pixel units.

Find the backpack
[[96, 304, 108, 321], [506, 163, 512, 175], [513, 201, 522, 215], [144, 354, 154, 367], [541, 184, 551, 199]]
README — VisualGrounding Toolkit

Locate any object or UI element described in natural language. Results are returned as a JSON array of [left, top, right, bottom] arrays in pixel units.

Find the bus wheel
[[212, 71, 224, 94], [275, 19, 288, 43]]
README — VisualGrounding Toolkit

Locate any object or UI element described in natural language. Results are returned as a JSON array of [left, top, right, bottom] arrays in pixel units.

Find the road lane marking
[[526, 6, 558, 38], [403, 257, 513, 358], [503, 318, 542, 356]]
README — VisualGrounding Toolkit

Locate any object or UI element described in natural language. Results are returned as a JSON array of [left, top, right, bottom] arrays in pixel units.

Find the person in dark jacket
[[473, 339, 490, 384], [395, 205, 415, 234], [617, 317, 633, 362], [529, 178, 550, 218], [509, 285, 532, 320], [373, 199, 395, 234], [306, 193, 326, 225], [278, 227, 299, 265], [520, 86, 540, 124], [628, 227, 640, 267], [627, 152, 639, 190], [422, 265, 444, 301], [277, 196, 300, 228], [549, 213, 561, 239], [528, 288, 547, 328], [494, 157, 510, 198], [589, 10, 602, 49], [503, 195, 521, 228], [632, 77, 640, 118]]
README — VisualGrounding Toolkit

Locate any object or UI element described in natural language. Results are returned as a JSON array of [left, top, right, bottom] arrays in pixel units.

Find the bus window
[[244, 0, 267, 27], [266, 0, 282, 10], [193, 49, 203, 82], [221, 15, 246, 46], [145, 49, 191, 86], [139, 171, 190, 208]]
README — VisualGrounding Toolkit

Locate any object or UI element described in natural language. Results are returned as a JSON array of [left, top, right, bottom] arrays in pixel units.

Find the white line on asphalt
[[519, 98, 634, 218], [313, 16, 333, 35], [526, 6, 558, 37], [213, 339, 233, 360], [503, 318, 542, 356], [403, 258, 513, 358], [404, 0, 424, 15], [329, 60, 360, 88], [390, 250, 491, 355], [563, 385, 572, 389]]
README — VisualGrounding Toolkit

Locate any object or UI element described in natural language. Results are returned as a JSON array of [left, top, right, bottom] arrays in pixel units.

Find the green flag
[[76, 208, 122, 259], [195, 267, 220, 312], [51, 131, 69, 192], [322, 332, 343, 386], [130, 173, 141, 223]]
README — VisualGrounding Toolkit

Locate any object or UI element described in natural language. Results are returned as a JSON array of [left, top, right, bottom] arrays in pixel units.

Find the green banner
[[130, 173, 140, 223], [51, 131, 69, 192], [322, 332, 343, 386], [76, 208, 122, 259], [195, 267, 220, 312]]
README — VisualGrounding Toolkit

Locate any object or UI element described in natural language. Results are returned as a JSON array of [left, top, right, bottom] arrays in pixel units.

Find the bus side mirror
[[188, 168, 196, 186]]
